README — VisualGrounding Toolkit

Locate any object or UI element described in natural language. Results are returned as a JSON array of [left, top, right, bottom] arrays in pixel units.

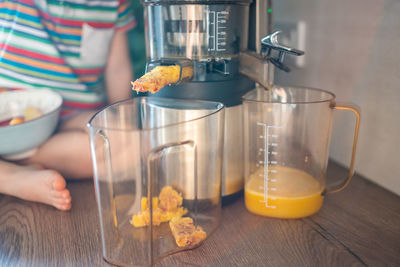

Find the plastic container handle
[[146, 139, 197, 205], [324, 103, 361, 194], [90, 130, 120, 237], [146, 140, 197, 264]]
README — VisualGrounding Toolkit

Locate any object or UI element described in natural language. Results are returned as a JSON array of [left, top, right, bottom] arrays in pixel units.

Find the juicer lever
[[261, 31, 304, 72]]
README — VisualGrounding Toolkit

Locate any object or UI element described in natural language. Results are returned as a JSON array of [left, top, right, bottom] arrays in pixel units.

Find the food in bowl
[[0, 107, 43, 127], [0, 89, 62, 159]]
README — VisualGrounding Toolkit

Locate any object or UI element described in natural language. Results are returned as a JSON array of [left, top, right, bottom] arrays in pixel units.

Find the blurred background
[[128, 0, 400, 195], [128, 0, 146, 78]]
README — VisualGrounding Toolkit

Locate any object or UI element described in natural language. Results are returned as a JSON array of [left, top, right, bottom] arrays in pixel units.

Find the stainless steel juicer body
[[141, 0, 302, 200], [142, 0, 255, 200]]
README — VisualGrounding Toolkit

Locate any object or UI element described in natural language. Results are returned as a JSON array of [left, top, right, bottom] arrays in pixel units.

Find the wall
[[274, 0, 400, 195]]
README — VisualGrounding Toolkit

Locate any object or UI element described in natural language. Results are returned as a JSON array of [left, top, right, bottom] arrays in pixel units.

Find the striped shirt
[[0, 0, 135, 117]]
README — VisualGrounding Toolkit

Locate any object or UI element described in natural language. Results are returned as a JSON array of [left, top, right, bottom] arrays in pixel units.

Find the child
[[0, 0, 136, 210]]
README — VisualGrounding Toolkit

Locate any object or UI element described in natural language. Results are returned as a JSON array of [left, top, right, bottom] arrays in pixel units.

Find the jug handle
[[324, 103, 361, 194], [90, 129, 120, 231]]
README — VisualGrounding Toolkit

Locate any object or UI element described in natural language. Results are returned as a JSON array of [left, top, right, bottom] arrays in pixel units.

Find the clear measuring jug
[[87, 97, 224, 266], [242, 86, 360, 219]]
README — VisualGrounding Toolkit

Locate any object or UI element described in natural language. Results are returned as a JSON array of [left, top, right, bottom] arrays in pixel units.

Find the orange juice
[[245, 165, 324, 218]]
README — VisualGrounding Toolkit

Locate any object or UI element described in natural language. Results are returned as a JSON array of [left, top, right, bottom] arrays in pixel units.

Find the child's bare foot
[[0, 161, 71, 210]]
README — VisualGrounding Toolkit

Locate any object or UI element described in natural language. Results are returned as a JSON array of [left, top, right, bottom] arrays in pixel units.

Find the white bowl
[[0, 89, 62, 160]]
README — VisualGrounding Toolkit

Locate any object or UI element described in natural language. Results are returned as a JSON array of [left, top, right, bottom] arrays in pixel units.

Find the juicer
[[141, 0, 303, 200]]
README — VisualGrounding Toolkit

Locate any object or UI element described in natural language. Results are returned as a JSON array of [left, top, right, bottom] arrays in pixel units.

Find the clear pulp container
[[243, 86, 360, 219], [143, 1, 251, 60], [88, 97, 224, 266]]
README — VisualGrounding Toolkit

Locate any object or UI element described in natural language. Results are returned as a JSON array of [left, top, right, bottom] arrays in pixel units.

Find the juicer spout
[[239, 31, 304, 89], [261, 31, 304, 72], [145, 58, 194, 86]]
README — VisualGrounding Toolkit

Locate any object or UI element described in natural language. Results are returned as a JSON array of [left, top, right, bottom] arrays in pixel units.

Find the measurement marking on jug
[[257, 123, 282, 209], [208, 10, 228, 52], [208, 11, 215, 51]]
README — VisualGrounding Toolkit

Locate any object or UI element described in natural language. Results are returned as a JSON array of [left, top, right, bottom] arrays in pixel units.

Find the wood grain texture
[[0, 161, 399, 267]]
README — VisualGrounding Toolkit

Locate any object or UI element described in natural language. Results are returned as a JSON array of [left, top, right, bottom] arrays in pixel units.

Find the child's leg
[[0, 160, 71, 210], [25, 111, 96, 179], [0, 111, 94, 210], [26, 130, 93, 179]]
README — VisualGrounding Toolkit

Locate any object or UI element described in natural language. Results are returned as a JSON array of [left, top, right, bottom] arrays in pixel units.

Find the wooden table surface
[[0, 161, 399, 267]]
